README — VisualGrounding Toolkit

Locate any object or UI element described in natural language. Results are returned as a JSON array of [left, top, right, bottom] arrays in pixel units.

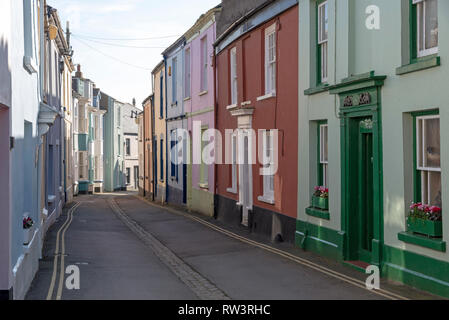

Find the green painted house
[[297, 0, 448, 297]]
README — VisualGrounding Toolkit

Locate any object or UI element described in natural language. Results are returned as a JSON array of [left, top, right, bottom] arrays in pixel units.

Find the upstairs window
[[172, 58, 177, 104], [265, 24, 277, 95], [230, 47, 238, 105], [318, 1, 328, 83], [184, 48, 191, 98], [126, 138, 131, 156], [413, 0, 438, 58], [201, 37, 208, 92], [160, 73, 164, 118]]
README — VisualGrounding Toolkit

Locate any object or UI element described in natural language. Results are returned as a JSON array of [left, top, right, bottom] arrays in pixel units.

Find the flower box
[[23, 227, 34, 245], [312, 196, 329, 210], [407, 217, 443, 238]]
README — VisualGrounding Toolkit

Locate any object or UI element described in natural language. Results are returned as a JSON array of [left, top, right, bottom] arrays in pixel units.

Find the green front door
[[357, 121, 374, 263]]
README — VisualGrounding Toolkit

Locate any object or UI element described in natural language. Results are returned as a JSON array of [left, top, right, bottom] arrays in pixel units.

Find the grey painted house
[[101, 92, 125, 192]]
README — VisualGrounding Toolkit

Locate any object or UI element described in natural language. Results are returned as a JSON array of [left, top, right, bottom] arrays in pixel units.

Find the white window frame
[[258, 130, 275, 204], [184, 48, 191, 98], [230, 47, 238, 106], [413, 0, 439, 58], [264, 24, 277, 96], [416, 115, 441, 206], [23, 0, 38, 73], [172, 57, 177, 104], [320, 124, 329, 187], [201, 37, 208, 92], [227, 134, 238, 194], [318, 1, 328, 83]]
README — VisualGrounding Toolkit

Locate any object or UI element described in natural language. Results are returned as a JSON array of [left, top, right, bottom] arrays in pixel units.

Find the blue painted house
[[163, 36, 188, 206]]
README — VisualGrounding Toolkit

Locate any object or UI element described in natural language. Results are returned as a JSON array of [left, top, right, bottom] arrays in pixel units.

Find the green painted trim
[[78, 134, 88, 151], [396, 56, 441, 75], [304, 84, 330, 96], [332, 73, 385, 265], [329, 71, 386, 95], [317, 120, 327, 186], [305, 207, 330, 220], [382, 245, 449, 299], [295, 220, 345, 261], [398, 232, 446, 252]]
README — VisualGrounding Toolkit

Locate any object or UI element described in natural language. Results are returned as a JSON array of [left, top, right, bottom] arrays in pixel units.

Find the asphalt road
[[25, 193, 436, 300]]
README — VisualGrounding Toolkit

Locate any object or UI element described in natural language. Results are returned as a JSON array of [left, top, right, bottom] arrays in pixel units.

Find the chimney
[[132, 98, 136, 107], [75, 64, 83, 78]]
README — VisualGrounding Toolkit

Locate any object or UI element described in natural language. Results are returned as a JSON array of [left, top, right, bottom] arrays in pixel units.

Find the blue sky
[[49, 0, 220, 107]]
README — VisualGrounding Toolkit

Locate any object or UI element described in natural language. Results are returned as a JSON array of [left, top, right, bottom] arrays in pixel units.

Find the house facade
[[297, 0, 449, 297], [102, 94, 125, 192], [72, 67, 94, 194], [163, 37, 188, 207], [152, 61, 167, 203], [215, 0, 299, 242], [184, 6, 221, 217], [122, 102, 140, 191], [89, 87, 105, 193], [141, 95, 154, 198]]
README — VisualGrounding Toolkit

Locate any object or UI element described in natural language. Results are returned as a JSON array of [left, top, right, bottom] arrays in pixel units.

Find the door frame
[[330, 72, 386, 266]]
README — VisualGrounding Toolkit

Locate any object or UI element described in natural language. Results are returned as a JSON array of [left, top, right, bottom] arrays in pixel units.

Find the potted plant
[[407, 203, 442, 238], [312, 186, 329, 210], [23, 216, 34, 245]]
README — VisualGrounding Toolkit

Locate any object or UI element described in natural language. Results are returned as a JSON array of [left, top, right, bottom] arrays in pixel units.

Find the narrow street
[[26, 193, 434, 300]]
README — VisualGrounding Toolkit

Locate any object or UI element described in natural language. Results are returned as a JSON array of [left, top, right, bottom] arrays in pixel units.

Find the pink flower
[[430, 206, 442, 213]]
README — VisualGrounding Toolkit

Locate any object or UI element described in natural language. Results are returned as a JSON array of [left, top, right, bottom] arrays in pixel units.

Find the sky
[[49, 0, 221, 108]]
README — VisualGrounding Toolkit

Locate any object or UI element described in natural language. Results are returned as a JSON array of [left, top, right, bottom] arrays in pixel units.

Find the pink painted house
[[184, 5, 221, 216]]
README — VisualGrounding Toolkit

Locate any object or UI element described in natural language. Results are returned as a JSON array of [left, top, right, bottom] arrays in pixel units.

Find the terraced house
[[296, 0, 449, 297], [215, 0, 299, 242], [151, 61, 167, 203], [163, 37, 188, 207], [184, 5, 221, 217]]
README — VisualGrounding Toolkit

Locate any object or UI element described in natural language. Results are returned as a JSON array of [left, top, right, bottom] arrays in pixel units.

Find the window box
[[407, 217, 442, 238], [312, 195, 328, 210]]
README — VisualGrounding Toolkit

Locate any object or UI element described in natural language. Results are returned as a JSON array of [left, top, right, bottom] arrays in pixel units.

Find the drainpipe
[[213, 35, 218, 219], [164, 57, 168, 205]]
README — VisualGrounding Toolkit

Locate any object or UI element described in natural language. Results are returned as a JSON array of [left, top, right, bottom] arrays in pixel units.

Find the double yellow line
[[135, 196, 408, 300], [46, 202, 81, 300]]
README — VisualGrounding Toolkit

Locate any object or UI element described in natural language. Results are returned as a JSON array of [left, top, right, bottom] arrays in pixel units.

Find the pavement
[[25, 192, 439, 300]]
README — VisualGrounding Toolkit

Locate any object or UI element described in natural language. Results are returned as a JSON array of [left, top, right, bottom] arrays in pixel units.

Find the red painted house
[[214, 0, 298, 243]]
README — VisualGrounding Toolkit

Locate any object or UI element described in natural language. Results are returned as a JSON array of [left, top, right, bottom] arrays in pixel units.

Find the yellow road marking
[[135, 195, 408, 301], [46, 202, 80, 301]]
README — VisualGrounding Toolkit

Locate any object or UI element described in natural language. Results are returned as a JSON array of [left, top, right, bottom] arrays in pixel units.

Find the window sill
[[184, 97, 191, 101], [171, 102, 178, 107], [226, 104, 238, 111], [226, 187, 237, 194], [257, 196, 275, 205], [256, 93, 276, 102], [199, 90, 208, 96], [398, 231, 446, 252], [305, 207, 330, 220], [304, 84, 330, 96], [396, 56, 441, 75], [199, 183, 209, 190]]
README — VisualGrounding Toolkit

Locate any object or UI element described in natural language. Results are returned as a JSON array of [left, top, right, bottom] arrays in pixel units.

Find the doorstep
[[343, 260, 371, 273]]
